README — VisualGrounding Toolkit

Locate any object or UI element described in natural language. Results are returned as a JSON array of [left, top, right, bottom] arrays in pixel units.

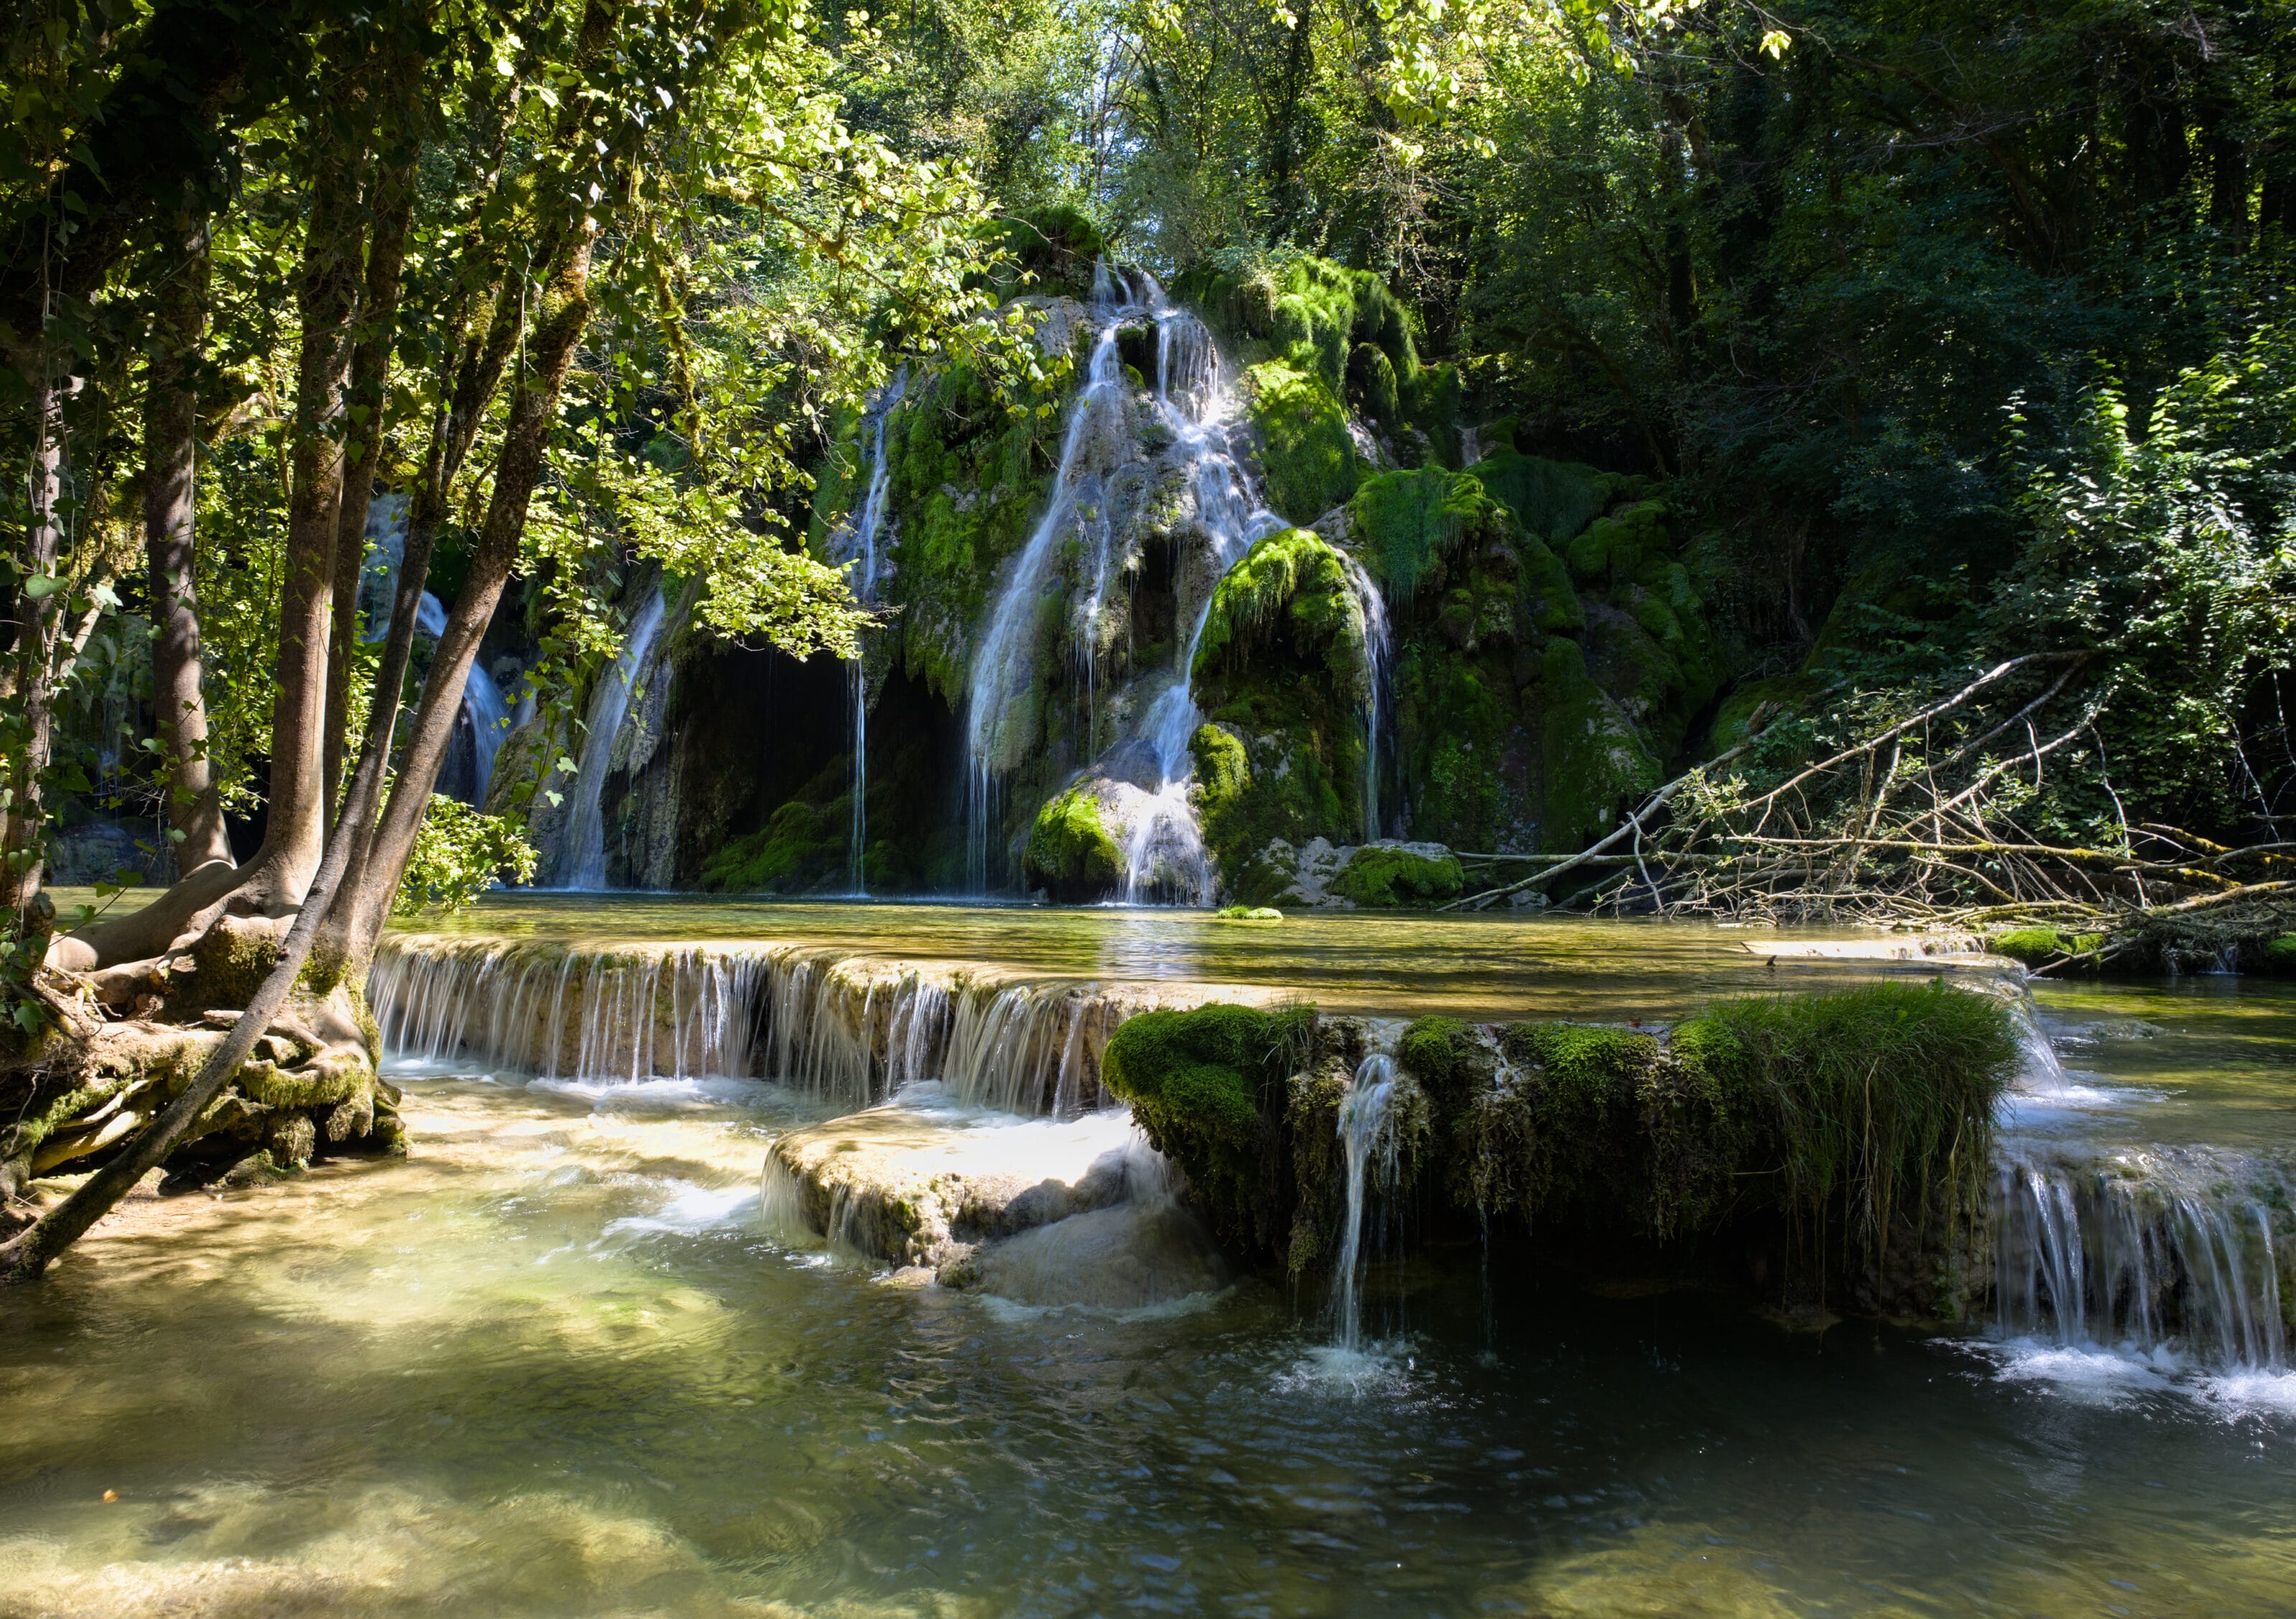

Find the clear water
[[7, 901, 2295, 1616]]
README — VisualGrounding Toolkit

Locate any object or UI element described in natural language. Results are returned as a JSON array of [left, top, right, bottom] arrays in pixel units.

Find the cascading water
[[558, 590, 669, 889], [366, 933, 1250, 1117], [841, 370, 906, 895], [1111, 288, 1289, 902], [1992, 1145, 2293, 1370], [965, 270, 1138, 891], [1337, 551, 1395, 841], [1331, 1051, 1402, 1353], [458, 659, 509, 805]]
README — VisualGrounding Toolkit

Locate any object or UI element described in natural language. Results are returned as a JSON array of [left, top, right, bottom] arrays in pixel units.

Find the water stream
[[839, 372, 905, 895], [557, 590, 669, 889], [961, 264, 1390, 900], [9, 901, 2295, 1615]]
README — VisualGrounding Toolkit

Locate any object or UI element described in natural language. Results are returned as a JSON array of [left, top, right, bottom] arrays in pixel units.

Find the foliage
[[393, 796, 538, 916]]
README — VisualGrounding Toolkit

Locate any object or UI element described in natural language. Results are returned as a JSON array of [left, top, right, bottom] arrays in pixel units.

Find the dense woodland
[[2, 0, 2294, 1272]]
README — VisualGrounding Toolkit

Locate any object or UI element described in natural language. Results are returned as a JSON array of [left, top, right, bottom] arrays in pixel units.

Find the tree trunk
[[230, 84, 375, 917], [144, 212, 234, 877], [341, 222, 604, 962], [2, 369, 68, 927], [324, 158, 417, 829]]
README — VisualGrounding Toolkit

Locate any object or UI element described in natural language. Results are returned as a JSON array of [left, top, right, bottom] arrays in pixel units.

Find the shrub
[[396, 796, 539, 915]]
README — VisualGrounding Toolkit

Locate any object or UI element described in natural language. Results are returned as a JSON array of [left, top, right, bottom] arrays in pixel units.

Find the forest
[[1, 0, 2292, 1280]]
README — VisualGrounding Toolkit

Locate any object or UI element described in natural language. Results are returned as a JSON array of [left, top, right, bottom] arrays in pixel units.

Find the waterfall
[[558, 590, 669, 889], [1336, 552, 1394, 841], [965, 273, 1137, 890], [459, 659, 509, 806], [1331, 1052, 1402, 1352], [367, 934, 1251, 1115], [843, 371, 906, 895], [1112, 286, 1286, 902], [1992, 1144, 2294, 1371]]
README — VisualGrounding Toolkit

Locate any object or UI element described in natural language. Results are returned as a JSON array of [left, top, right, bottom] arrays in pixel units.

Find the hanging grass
[[1440, 981, 2018, 1275]]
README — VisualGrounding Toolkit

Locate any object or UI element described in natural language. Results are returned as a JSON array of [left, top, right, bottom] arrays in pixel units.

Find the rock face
[[537, 244, 1741, 906], [761, 1101, 1228, 1308]]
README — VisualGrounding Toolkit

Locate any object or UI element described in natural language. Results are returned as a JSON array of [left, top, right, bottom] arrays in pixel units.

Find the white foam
[[601, 1179, 758, 1237]]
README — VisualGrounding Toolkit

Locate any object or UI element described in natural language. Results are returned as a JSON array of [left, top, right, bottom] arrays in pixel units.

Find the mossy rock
[[1330, 843, 1464, 908], [2265, 935, 2296, 975], [1347, 466, 1506, 602], [1214, 905, 1283, 923], [1530, 636, 1660, 853], [1245, 359, 1362, 524], [1100, 1002, 1313, 1251], [1467, 982, 2018, 1269], [700, 797, 847, 892], [1990, 927, 2104, 966], [1470, 451, 1614, 544], [1022, 785, 1121, 902], [977, 204, 1108, 300], [1193, 528, 1370, 704], [1702, 674, 1833, 757], [1565, 499, 1670, 588]]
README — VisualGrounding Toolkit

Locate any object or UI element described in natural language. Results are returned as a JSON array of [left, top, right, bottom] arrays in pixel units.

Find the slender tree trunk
[[232, 86, 375, 915], [144, 213, 233, 876], [324, 159, 417, 828], [341, 224, 603, 962], [4, 367, 70, 926]]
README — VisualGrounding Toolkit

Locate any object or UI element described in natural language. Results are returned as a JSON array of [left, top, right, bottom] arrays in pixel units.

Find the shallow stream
[[4, 899, 2292, 1616]]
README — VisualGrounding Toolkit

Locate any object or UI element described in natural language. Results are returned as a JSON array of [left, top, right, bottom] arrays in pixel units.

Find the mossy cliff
[[1188, 529, 1371, 899], [672, 247, 1744, 903], [1101, 979, 2018, 1317]]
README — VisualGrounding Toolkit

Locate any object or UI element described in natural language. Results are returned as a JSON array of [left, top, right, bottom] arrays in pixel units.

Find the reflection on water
[[4, 905, 2294, 1615], [389, 892, 1934, 1021]]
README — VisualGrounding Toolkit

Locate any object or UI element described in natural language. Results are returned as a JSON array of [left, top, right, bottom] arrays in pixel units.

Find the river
[[2, 898, 2290, 1615]]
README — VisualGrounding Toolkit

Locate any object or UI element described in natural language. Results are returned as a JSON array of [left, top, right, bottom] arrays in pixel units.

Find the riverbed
[[2, 899, 2291, 1616]]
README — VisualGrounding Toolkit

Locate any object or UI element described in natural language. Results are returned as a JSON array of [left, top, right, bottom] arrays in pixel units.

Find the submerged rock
[[761, 1101, 1226, 1308]]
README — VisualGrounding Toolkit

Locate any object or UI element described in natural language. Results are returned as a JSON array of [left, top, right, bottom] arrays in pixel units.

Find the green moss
[[1347, 467, 1493, 600], [1566, 499, 1670, 587], [700, 798, 847, 892], [1246, 359, 1361, 523], [1214, 905, 1283, 922], [1330, 844, 1464, 908], [1022, 785, 1121, 902], [1703, 671, 1833, 755], [1193, 529, 1370, 704], [2266, 935, 2296, 974], [1531, 636, 1660, 852], [1990, 927, 2104, 966], [1347, 341, 1401, 427], [1100, 1002, 1314, 1249], [1469, 451, 1614, 544], [1468, 982, 2015, 1271], [977, 204, 1108, 299]]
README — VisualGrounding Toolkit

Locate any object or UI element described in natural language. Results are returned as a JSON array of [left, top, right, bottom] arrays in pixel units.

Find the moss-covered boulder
[[1988, 927, 2104, 967], [1099, 1003, 1314, 1252], [1023, 785, 1122, 902], [1455, 981, 2018, 1308], [1329, 842, 1464, 908], [1243, 359, 1362, 523]]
